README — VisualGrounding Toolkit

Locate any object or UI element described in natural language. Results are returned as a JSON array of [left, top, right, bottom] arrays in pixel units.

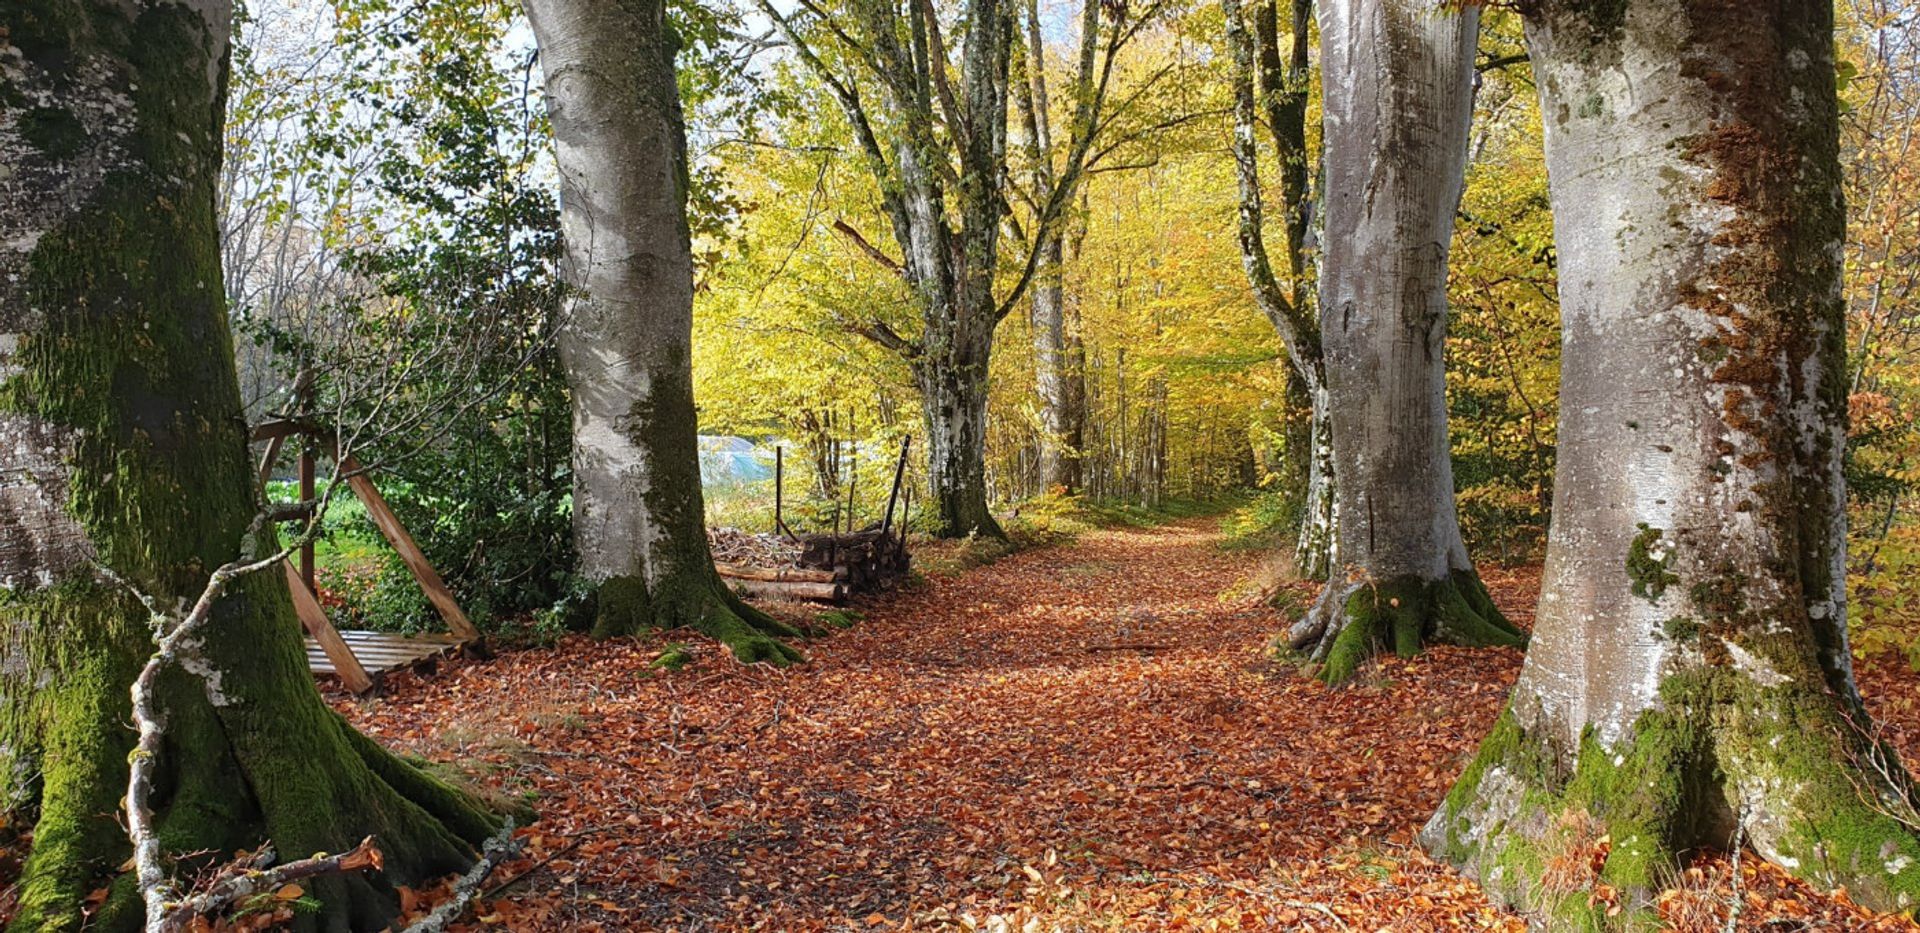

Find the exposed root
[[1289, 569, 1525, 685], [1425, 672, 1920, 927], [588, 573, 804, 666]]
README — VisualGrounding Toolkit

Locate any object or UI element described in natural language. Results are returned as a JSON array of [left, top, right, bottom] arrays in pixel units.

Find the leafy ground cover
[[335, 519, 1920, 930]]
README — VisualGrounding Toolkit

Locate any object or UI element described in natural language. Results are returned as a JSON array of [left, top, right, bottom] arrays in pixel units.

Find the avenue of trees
[[3, 0, 1920, 928]]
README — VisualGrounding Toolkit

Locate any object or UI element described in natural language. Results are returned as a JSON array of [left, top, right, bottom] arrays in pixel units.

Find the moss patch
[[1315, 570, 1525, 685]]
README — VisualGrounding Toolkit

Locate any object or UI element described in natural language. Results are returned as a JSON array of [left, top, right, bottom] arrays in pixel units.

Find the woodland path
[[340, 519, 1919, 931]]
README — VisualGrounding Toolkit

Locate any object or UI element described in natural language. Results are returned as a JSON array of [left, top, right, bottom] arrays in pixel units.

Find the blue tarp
[[699, 435, 774, 487]]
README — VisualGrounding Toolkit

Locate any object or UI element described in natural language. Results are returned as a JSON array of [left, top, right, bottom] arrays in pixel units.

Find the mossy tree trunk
[[524, 0, 801, 663], [0, 6, 498, 929], [1423, 1, 1920, 924], [1282, 0, 1524, 683]]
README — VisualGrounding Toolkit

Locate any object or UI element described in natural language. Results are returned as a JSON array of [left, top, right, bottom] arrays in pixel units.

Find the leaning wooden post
[[881, 435, 911, 537], [297, 441, 316, 594], [295, 372, 317, 594], [775, 445, 794, 539], [845, 440, 859, 534], [338, 454, 482, 642], [283, 563, 374, 694]]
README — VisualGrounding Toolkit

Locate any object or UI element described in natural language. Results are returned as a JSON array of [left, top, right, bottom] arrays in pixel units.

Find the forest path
[[341, 519, 1909, 931]]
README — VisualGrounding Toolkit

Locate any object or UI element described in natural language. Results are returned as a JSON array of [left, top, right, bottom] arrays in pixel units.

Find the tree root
[[587, 573, 804, 666], [1288, 569, 1525, 685], [1425, 672, 1920, 927]]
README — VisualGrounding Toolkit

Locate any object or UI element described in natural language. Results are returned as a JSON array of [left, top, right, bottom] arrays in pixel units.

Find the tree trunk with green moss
[[0, 6, 499, 929], [1282, 0, 1524, 683], [524, 0, 800, 663], [1423, 1, 1920, 924]]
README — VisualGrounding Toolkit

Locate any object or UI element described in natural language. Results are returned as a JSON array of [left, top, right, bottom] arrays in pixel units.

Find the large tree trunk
[[917, 319, 1006, 539], [525, 0, 800, 662], [0, 6, 497, 929], [1284, 0, 1523, 683], [1424, 1, 1920, 922]]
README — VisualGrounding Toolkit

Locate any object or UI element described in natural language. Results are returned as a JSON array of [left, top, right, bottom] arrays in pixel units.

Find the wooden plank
[[298, 443, 316, 594], [339, 455, 481, 642], [284, 563, 374, 694], [725, 578, 844, 604], [250, 419, 310, 443]]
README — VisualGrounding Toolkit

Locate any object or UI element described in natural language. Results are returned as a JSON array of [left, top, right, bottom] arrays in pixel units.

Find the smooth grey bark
[[524, 0, 800, 661], [1282, 0, 1522, 683], [1425, 1, 1920, 922], [1222, 0, 1333, 579], [0, 6, 497, 929]]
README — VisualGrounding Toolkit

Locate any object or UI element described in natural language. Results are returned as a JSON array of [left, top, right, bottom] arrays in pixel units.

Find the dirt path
[[342, 519, 1913, 931]]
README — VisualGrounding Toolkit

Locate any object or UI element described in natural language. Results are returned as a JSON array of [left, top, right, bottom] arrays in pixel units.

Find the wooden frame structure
[[254, 419, 480, 693]]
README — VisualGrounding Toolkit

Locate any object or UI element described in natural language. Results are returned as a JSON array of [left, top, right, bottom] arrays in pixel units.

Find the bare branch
[[832, 219, 906, 275]]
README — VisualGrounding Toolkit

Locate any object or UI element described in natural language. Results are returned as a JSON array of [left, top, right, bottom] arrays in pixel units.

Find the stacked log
[[713, 562, 846, 604], [706, 526, 910, 605], [796, 527, 910, 596]]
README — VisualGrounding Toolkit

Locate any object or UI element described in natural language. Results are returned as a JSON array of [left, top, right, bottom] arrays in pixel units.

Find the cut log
[[722, 578, 845, 604], [715, 562, 842, 584]]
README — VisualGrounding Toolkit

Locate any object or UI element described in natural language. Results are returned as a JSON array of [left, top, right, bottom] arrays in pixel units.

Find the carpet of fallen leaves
[[337, 519, 1920, 931]]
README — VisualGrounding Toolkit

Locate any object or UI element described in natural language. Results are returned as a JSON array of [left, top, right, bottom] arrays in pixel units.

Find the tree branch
[[832, 219, 906, 275]]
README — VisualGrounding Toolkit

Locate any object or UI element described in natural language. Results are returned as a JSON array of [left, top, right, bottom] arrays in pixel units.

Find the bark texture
[[0, 6, 497, 929], [1283, 0, 1523, 682], [1423, 1, 1920, 924], [525, 0, 801, 662]]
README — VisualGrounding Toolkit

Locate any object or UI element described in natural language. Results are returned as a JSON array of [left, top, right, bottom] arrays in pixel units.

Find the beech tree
[[1015, 0, 1091, 496], [759, 0, 1157, 537], [1222, 0, 1333, 578], [522, 0, 801, 661], [1281, 0, 1524, 682], [0, 3, 500, 928], [1424, 0, 1920, 922]]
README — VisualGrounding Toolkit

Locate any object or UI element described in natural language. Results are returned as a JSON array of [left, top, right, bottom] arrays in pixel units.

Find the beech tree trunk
[[1032, 232, 1080, 494], [1019, 0, 1086, 497], [1424, 1, 1920, 922], [524, 0, 800, 661], [917, 316, 1005, 539], [0, 7, 497, 929], [1223, 0, 1333, 579], [1283, 0, 1523, 683]]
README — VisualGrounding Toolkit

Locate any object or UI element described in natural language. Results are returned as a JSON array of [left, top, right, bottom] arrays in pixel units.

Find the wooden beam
[[725, 578, 844, 604], [256, 434, 286, 491], [298, 441, 315, 594], [339, 455, 481, 642], [284, 563, 374, 694]]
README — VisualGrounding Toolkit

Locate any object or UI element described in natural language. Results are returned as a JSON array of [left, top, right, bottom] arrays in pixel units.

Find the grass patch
[[1218, 488, 1298, 552]]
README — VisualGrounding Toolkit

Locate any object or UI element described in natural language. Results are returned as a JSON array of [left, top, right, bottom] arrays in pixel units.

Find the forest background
[[221, 0, 1920, 672]]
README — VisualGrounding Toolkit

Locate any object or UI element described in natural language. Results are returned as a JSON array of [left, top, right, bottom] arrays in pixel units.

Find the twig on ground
[[402, 819, 521, 932], [165, 839, 382, 931]]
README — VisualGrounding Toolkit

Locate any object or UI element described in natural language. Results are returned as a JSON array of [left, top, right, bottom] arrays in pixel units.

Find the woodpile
[[707, 526, 910, 605], [709, 527, 802, 568], [796, 528, 910, 596]]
